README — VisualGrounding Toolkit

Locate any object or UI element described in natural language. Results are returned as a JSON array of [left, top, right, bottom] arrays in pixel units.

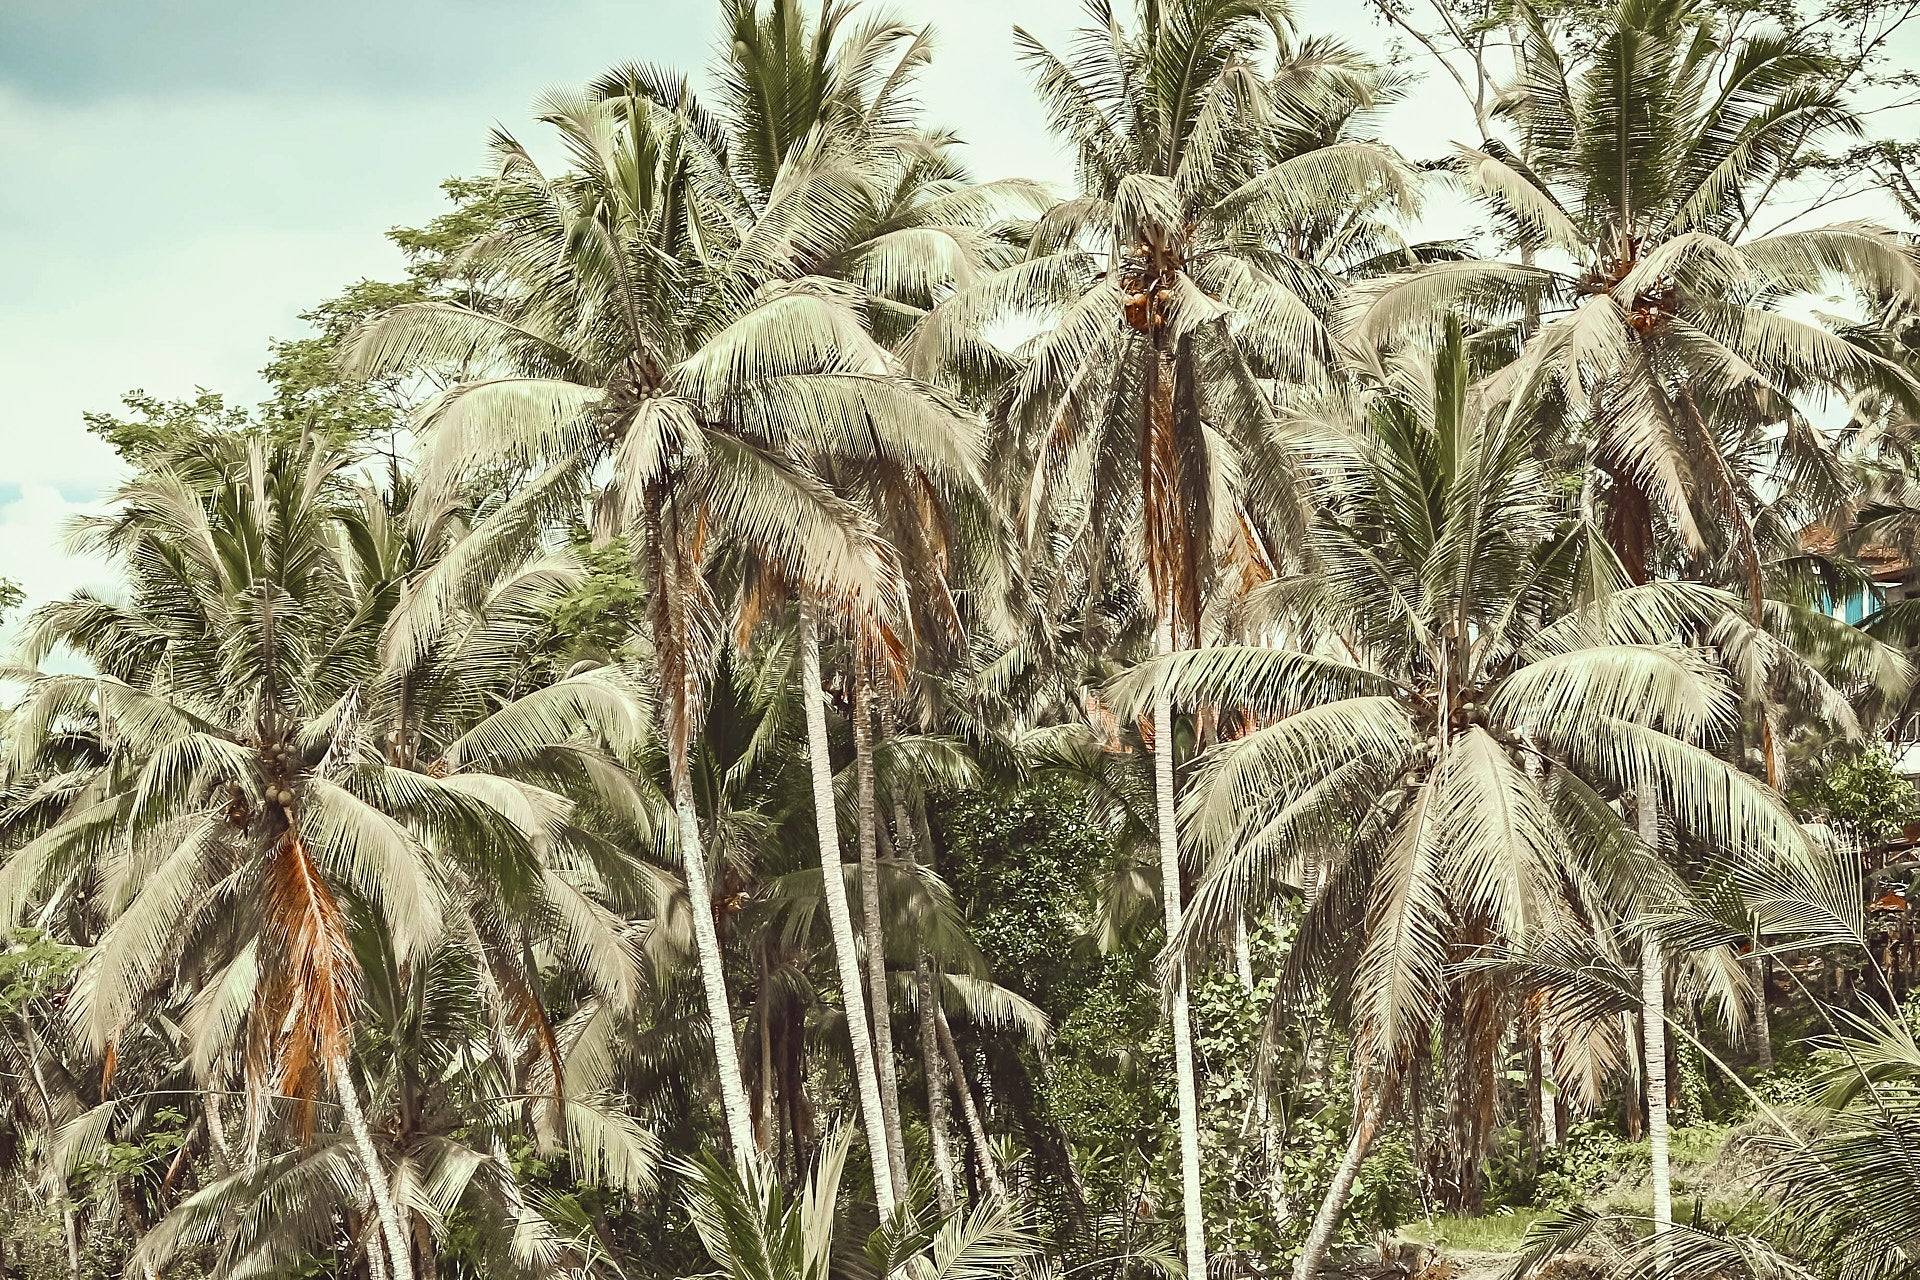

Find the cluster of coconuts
[[260, 740, 299, 809], [1121, 281, 1175, 332]]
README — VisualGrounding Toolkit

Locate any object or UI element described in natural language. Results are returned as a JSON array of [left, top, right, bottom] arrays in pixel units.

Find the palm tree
[[341, 63, 978, 1171], [0, 436, 656, 1280], [909, 4, 1414, 1267], [596, 1, 1020, 1208], [1356, 0, 1920, 604], [1350, 1, 1920, 1235], [1113, 321, 1811, 1280], [1503, 845, 1920, 1280], [127, 932, 658, 1280]]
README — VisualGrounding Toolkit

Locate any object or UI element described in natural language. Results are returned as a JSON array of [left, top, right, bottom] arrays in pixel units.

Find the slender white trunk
[[365, 1212, 389, 1280], [1152, 616, 1207, 1280], [62, 1207, 80, 1280], [918, 960, 959, 1212], [1643, 939, 1673, 1257], [1750, 943, 1774, 1070], [1637, 789, 1673, 1268], [204, 1088, 235, 1171], [674, 762, 758, 1165], [756, 952, 775, 1153], [854, 660, 908, 1190], [1234, 911, 1255, 991], [26, 1031, 81, 1280], [798, 610, 897, 1215], [331, 1055, 413, 1280], [1755, 719, 1782, 1072]]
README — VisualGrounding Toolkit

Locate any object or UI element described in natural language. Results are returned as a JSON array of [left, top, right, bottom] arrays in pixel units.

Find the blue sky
[[7, 0, 1899, 612], [2, 0, 1174, 608]]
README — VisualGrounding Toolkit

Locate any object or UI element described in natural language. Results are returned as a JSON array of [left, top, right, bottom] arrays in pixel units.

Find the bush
[[1788, 745, 1920, 845]]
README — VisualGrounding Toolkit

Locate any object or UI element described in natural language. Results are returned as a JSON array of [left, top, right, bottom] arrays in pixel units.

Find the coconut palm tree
[[340, 54, 986, 1172], [1355, 0, 1920, 600], [125, 930, 658, 1280], [906, 3, 1416, 1267], [1349, 1, 1920, 1236], [0, 435, 658, 1280], [1499, 843, 1920, 1280], [1112, 321, 1815, 1280], [587, 1, 1021, 1208]]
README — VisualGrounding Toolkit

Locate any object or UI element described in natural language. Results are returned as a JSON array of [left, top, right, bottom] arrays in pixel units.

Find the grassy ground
[[1398, 1208, 1552, 1254], [1394, 1123, 1763, 1263]]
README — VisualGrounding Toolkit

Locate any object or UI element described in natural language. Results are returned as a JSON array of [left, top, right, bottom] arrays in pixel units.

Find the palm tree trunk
[[412, 1211, 438, 1280], [26, 1027, 82, 1280], [1294, 1084, 1383, 1280], [854, 653, 908, 1191], [1750, 940, 1774, 1071], [1643, 939, 1674, 1262], [936, 1001, 1006, 1201], [918, 959, 959, 1212], [1234, 911, 1255, 991], [204, 1088, 236, 1171], [61, 1205, 80, 1280], [798, 608, 897, 1215], [331, 1055, 414, 1280], [673, 757, 758, 1165], [757, 951, 775, 1152], [1637, 788, 1673, 1267], [1525, 1006, 1545, 1179], [1152, 616, 1207, 1280], [365, 1214, 388, 1280], [899, 794, 959, 1212], [1752, 722, 1782, 1070]]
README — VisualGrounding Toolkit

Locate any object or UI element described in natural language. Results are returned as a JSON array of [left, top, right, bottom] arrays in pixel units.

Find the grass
[[1398, 1123, 1761, 1260], [1399, 1208, 1551, 1254]]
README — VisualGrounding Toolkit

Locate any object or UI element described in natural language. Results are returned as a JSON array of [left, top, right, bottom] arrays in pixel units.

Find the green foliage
[[532, 539, 649, 676], [1789, 744, 1920, 845], [1534, 1123, 1634, 1207], [1401, 1207, 1553, 1254], [83, 389, 256, 464], [260, 178, 505, 451], [0, 927, 82, 1018], [76, 1107, 189, 1186], [943, 782, 1156, 1237]]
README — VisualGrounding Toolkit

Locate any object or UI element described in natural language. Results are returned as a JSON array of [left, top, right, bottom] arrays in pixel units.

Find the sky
[[0, 0, 1471, 617], [5, 0, 1907, 620]]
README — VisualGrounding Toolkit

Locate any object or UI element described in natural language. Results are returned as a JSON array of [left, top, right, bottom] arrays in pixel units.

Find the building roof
[[1797, 523, 1913, 582]]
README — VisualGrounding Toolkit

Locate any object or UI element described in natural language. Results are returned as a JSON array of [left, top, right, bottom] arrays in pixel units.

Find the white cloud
[[0, 483, 114, 602], [0, 483, 117, 674]]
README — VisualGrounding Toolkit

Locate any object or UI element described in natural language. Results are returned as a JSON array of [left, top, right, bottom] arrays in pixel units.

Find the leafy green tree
[[1790, 743, 1920, 845]]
